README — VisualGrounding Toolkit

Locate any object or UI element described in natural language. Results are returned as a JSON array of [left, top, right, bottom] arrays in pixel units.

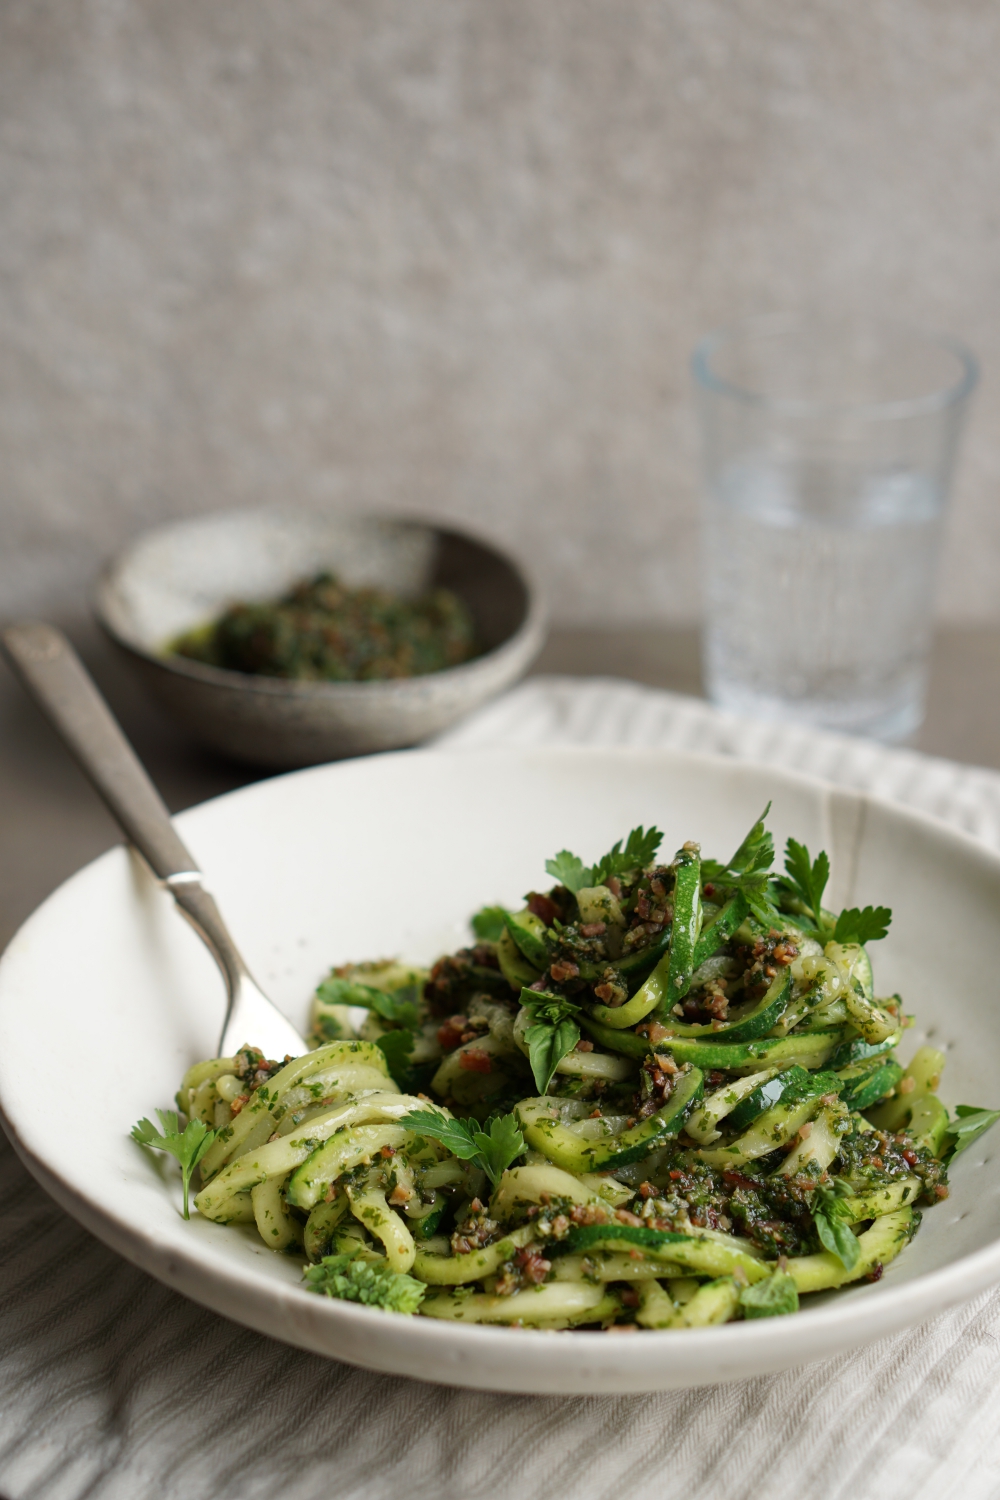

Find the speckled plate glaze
[[1, 746, 998, 1393]]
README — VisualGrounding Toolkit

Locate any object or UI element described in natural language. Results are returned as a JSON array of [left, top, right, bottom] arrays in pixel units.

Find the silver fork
[[2, 621, 306, 1062]]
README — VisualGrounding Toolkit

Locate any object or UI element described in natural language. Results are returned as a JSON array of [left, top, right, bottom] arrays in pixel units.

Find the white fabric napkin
[[3, 675, 1000, 1500]]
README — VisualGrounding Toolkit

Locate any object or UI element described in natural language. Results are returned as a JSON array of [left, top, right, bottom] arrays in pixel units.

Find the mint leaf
[[811, 1180, 860, 1270], [942, 1104, 1000, 1163], [740, 1270, 799, 1319], [545, 849, 591, 893], [471, 905, 509, 942], [303, 1250, 426, 1313], [131, 1109, 217, 1219], [833, 906, 892, 945], [398, 1108, 525, 1185]]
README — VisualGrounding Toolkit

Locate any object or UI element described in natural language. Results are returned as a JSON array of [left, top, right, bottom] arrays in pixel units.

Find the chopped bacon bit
[[459, 1048, 492, 1074], [526, 891, 559, 926], [902, 1149, 919, 1166], [436, 1016, 468, 1051], [722, 1169, 761, 1193], [379, 1145, 396, 1158], [570, 1203, 610, 1225], [579, 921, 607, 938], [388, 1183, 412, 1205], [514, 1247, 552, 1284], [549, 958, 580, 983], [615, 1209, 643, 1227], [606, 876, 623, 899], [228, 1094, 250, 1116], [575, 1038, 595, 1052], [866, 1262, 884, 1283], [646, 1021, 672, 1044], [797, 1122, 813, 1141], [638, 1181, 656, 1199], [934, 1184, 950, 1199], [653, 1053, 679, 1073]]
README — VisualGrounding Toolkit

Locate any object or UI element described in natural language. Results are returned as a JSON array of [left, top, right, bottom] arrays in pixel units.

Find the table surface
[[2, 619, 999, 954]]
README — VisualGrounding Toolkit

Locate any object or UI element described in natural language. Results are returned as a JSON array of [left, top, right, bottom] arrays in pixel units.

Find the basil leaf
[[740, 1270, 799, 1319], [525, 1017, 580, 1095], [942, 1104, 1000, 1163]]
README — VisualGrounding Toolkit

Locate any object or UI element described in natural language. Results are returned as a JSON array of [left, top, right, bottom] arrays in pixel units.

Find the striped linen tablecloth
[[3, 675, 1000, 1500]]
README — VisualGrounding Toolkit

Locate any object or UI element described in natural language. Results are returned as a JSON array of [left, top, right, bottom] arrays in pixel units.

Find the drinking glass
[[692, 315, 977, 741]]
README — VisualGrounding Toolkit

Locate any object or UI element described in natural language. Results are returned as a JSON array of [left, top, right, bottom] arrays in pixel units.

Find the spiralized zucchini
[[142, 809, 999, 1331]]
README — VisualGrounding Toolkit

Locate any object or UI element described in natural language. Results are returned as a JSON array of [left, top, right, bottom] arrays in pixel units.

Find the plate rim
[[3, 742, 999, 1392]]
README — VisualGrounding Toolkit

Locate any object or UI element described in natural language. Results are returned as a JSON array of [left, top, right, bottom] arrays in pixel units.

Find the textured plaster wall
[[2, 0, 1000, 626]]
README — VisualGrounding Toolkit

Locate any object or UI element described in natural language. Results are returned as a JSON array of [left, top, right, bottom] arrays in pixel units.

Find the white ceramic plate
[[1, 746, 999, 1394]]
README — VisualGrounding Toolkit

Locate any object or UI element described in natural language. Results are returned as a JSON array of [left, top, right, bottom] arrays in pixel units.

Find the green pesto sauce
[[171, 571, 478, 683]]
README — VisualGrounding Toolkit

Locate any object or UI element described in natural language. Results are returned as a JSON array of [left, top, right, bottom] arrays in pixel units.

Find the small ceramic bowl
[[94, 510, 546, 768]]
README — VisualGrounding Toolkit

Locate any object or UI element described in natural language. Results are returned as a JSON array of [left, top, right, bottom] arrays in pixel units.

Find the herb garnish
[[811, 1178, 860, 1270], [520, 987, 583, 1093], [701, 804, 780, 926], [545, 826, 664, 893], [778, 837, 892, 945], [942, 1104, 1000, 1164], [399, 1108, 525, 1186], [303, 1249, 426, 1312], [470, 905, 509, 942], [131, 1109, 217, 1219], [316, 976, 421, 1028], [739, 1269, 799, 1318]]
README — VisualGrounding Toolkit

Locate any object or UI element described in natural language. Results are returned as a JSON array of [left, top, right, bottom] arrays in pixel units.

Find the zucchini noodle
[[145, 810, 998, 1332]]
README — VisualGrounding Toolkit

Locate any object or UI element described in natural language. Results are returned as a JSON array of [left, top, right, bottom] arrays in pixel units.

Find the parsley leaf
[[780, 838, 831, 934], [399, 1108, 526, 1186], [726, 803, 774, 876], [131, 1109, 217, 1219], [316, 977, 421, 1029], [470, 905, 509, 942], [942, 1104, 1000, 1164], [545, 849, 591, 893], [833, 906, 893, 945], [702, 807, 780, 927], [545, 827, 664, 893], [520, 987, 582, 1093], [592, 826, 664, 885], [739, 1269, 799, 1319], [811, 1179, 860, 1270], [303, 1250, 426, 1313]]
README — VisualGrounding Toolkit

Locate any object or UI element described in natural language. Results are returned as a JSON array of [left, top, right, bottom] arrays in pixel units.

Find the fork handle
[[3, 621, 200, 881], [1, 621, 249, 1005]]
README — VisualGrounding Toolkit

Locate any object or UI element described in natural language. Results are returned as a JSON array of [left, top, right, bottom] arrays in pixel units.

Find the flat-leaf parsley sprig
[[545, 825, 664, 894], [399, 1108, 525, 1186], [777, 837, 891, 946], [131, 1109, 217, 1219]]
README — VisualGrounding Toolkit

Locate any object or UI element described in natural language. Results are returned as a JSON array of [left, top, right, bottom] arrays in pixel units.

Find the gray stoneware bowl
[[94, 510, 546, 768]]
